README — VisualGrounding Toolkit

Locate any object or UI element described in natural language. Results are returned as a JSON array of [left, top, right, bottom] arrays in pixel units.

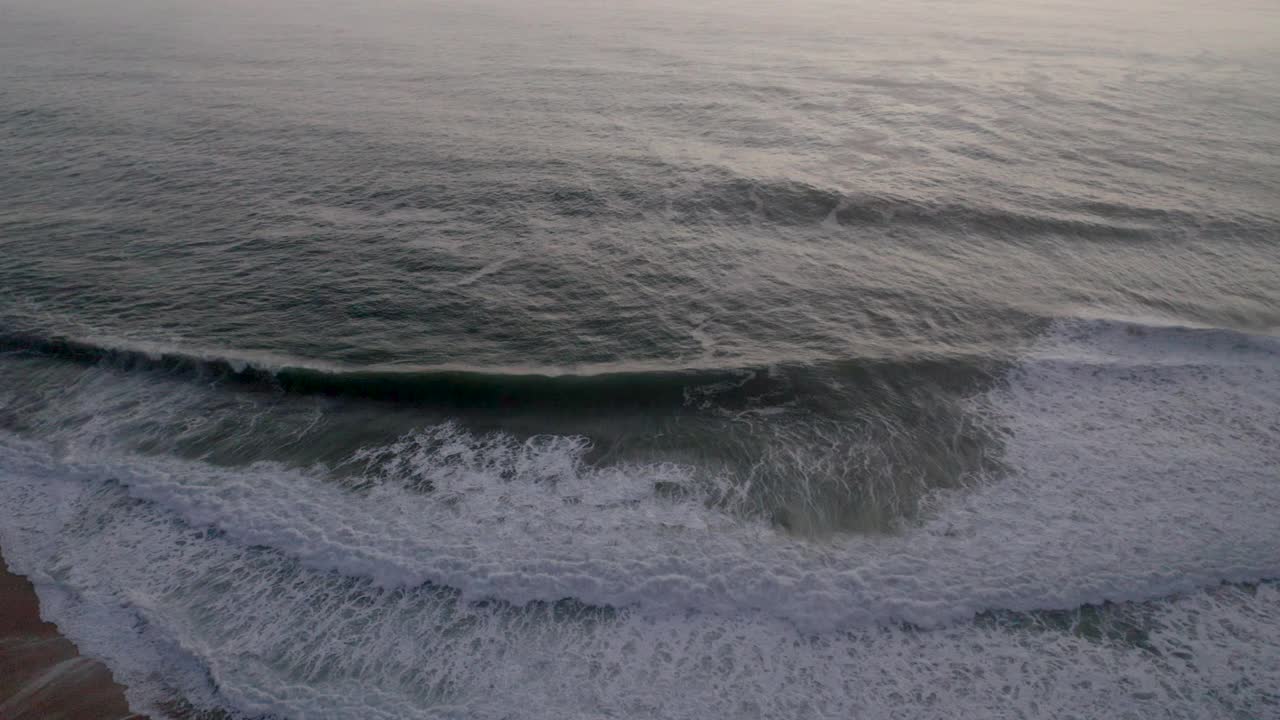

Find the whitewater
[[1, 317, 1277, 719], [3, 0, 1279, 716]]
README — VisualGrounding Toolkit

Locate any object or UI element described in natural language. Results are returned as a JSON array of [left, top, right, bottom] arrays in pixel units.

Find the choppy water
[[1, 0, 1278, 718]]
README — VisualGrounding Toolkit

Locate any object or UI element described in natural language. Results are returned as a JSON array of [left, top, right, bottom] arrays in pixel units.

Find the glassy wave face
[[1, 0, 1279, 718]]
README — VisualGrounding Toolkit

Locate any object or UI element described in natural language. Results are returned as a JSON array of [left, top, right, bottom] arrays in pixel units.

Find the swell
[[726, 183, 1276, 240], [669, 180, 1172, 239], [3, 318, 1273, 413], [0, 329, 998, 412], [300, 172, 1278, 240]]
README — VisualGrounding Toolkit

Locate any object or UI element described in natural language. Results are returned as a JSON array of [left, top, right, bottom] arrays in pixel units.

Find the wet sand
[[0, 548, 146, 720]]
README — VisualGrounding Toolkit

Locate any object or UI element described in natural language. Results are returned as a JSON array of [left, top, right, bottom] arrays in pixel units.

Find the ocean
[[1, 0, 1278, 717]]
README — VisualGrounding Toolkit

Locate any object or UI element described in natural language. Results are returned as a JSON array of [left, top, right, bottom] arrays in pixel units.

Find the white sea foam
[[0, 317, 1278, 718]]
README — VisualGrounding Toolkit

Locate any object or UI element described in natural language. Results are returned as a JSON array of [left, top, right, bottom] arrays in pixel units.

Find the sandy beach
[[0, 548, 145, 720]]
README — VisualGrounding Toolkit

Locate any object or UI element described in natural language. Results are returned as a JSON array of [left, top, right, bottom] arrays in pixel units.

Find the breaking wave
[[0, 317, 1277, 718]]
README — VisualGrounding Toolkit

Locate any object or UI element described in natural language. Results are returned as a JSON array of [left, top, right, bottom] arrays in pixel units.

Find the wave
[[1, 317, 1278, 717], [0, 327, 1000, 412], [3, 318, 1278, 622], [326, 172, 1278, 240], [670, 179, 1176, 239], [3, 317, 1273, 410]]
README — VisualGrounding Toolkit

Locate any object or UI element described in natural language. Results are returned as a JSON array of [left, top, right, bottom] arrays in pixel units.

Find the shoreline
[[0, 547, 146, 720]]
